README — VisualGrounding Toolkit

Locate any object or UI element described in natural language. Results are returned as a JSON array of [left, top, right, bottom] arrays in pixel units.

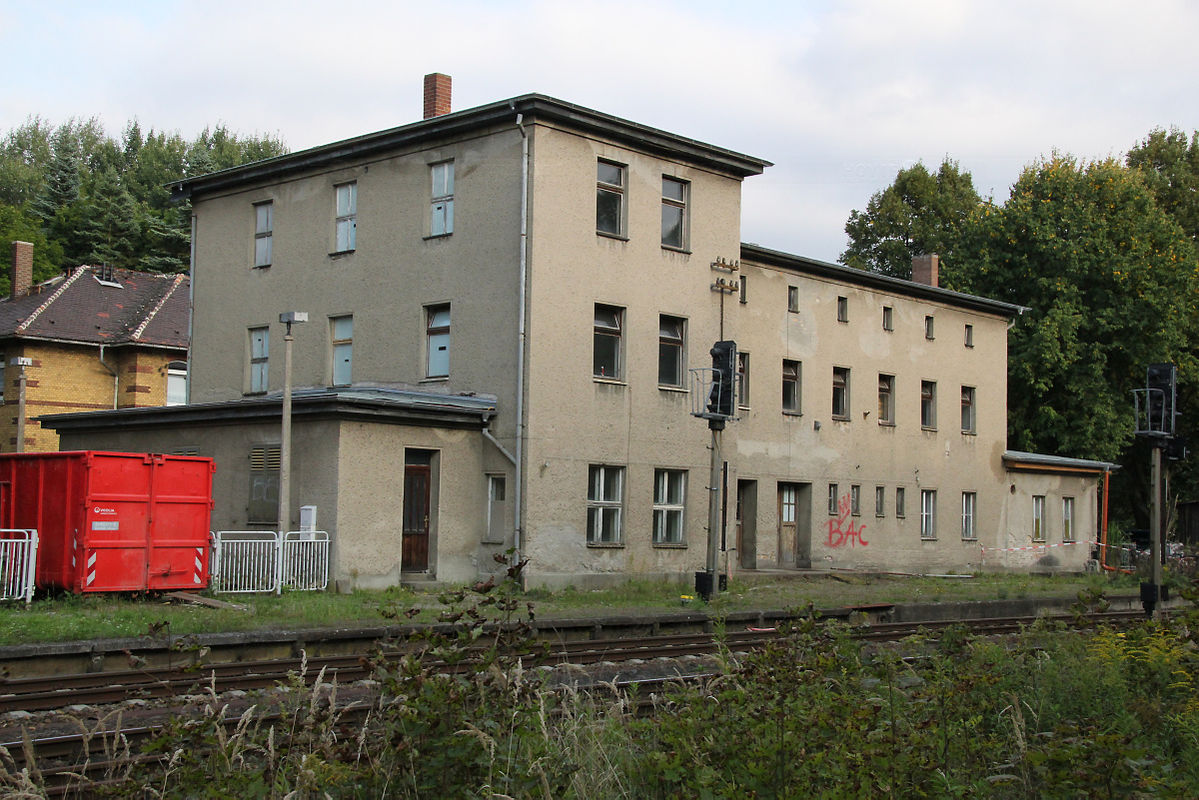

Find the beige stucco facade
[[45, 92, 1108, 589]]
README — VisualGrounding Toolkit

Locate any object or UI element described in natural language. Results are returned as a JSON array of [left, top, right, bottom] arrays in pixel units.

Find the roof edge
[[172, 94, 772, 200], [1003, 450, 1120, 475], [741, 243, 1027, 318]]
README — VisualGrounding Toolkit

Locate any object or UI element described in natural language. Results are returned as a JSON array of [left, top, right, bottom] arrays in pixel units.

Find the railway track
[[0, 608, 1151, 797], [0, 608, 1147, 714]]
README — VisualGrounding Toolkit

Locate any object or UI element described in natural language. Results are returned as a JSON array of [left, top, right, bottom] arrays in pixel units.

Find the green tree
[[0, 203, 61, 294], [841, 158, 982, 279], [82, 167, 141, 268], [947, 156, 1199, 474], [0, 116, 53, 207], [0, 116, 287, 276], [1127, 127, 1199, 243]]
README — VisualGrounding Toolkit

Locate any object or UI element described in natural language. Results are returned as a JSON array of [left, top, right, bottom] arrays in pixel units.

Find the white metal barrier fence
[[212, 530, 330, 594], [0, 529, 37, 606], [281, 531, 330, 591]]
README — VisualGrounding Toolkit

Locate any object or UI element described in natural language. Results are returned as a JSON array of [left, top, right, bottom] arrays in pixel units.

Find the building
[[2, 241, 189, 452], [44, 76, 1111, 588]]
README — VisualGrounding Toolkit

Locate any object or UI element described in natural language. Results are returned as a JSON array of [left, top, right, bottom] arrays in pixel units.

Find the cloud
[[3, 0, 1198, 261]]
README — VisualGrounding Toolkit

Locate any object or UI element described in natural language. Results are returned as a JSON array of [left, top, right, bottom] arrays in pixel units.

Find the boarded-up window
[[248, 444, 281, 524]]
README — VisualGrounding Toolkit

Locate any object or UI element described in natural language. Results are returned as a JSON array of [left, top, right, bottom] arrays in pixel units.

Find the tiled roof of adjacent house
[[0, 266, 189, 349]]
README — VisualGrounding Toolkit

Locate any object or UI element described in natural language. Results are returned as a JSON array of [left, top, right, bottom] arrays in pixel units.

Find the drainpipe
[[187, 211, 196, 404], [511, 104, 529, 583], [98, 345, 118, 409], [482, 416, 516, 466]]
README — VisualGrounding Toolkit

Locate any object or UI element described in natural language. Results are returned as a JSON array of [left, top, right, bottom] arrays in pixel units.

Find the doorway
[[778, 482, 812, 569], [402, 449, 436, 572], [736, 480, 757, 569]]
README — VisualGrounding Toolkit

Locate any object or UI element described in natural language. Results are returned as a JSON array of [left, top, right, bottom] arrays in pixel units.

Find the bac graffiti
[[828, 492, 868, 548]]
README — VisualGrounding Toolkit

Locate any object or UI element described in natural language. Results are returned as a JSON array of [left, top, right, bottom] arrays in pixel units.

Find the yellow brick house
[[0, 241, 190, 452]]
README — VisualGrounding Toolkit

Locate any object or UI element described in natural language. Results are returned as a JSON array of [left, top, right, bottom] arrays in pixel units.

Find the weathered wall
[[520, 123, 747, 586]]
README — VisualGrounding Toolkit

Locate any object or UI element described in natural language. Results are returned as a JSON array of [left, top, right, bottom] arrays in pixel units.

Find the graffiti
[[827, 493, 868, 548]]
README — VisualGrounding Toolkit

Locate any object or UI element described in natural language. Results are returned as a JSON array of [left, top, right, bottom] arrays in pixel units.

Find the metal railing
[[0, 529, 38, 605], [281, 530, 330, 591], [212, 530, 330, 594]]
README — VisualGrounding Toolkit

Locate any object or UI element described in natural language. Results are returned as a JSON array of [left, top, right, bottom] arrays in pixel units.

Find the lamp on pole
[[10, 357, 31, 453], [278, 312, 307, 535]]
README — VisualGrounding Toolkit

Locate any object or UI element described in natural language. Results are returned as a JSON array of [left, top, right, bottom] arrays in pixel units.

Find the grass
[[0, 571, 1141, 647]]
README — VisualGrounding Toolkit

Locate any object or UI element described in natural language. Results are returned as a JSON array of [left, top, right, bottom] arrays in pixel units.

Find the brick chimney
[[423, 73, 452, 119], [912, 253, 939, 288], [10, 241, 32, 299]]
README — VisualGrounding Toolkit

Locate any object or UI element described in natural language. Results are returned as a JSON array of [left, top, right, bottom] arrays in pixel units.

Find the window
[[896, 487, 906, 518], [850, 485, 861, 516], [781, 485, 797, 524], [426, 304, 450, 378], [653, 468, 686, 544], [596, 160, 625, 236], [0, 356, 7, 403], [1062, 497, 1075, 542], [878, 374, 895, 425], [962, 492, 977, 540], [961, 386, 976, 434], [661, 176, 688, 249], [875, 486, 885, 517], [832, 367, 850, 419], [964, 324, 974, 347], [924, 315, 935, 340], [658, 315, 685, 387], [737, 352, 750, 407], [248, 444, 281, 524], [1032, 495, 1046, 541], [921, 380, 937, 429], [739, 274, 748, 304], [587, 465, 624, 544], [782, 359, 801, 413], [920, 489, 937, 540], [254, 201, 273, 267], [248, 327, 269, 393], [594, 304, 623, 379], [166, 360, 187, 406], [882, 305, 893, 331], [331, 315, 353, 386], [827, 483, 839, 515], [837, 296, 848, 322], [334, 182, 357, 252], [788, 286, 799, 313], [485, 474, 508, 543], [430, 161, 454, 236]]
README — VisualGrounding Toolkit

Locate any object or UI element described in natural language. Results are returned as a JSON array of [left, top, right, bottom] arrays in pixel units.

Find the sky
[[3, 0, 1198, 263]]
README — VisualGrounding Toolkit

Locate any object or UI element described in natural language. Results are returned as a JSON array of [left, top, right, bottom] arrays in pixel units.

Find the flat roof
[[1003, 450, 1120, 475], [40, 387, 498, 432]]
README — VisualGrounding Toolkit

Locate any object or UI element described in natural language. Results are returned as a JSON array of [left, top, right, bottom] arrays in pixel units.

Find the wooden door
[[736, 480, 757, 569], [778, 483, 798, 567], [402, 465, 430, 572]]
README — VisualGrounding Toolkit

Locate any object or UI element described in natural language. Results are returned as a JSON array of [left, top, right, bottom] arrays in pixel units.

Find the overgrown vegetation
[[3, 563, 1198, 797], [0, 571, 1136, 646]]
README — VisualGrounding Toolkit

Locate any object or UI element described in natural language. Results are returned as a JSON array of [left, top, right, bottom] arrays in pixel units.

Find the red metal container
[[0, 451, 215, 593]]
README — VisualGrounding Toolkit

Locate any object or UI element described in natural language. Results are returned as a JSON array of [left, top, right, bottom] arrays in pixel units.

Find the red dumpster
[[0, 451, 215, 593]]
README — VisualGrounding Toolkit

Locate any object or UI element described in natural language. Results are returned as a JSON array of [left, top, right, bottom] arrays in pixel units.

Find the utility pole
[[278, 312, 307, 538], [11, 357, 30, 453]]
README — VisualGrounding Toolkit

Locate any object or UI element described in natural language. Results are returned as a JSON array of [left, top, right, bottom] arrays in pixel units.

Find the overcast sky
[[3, 0, 1197, 263]]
